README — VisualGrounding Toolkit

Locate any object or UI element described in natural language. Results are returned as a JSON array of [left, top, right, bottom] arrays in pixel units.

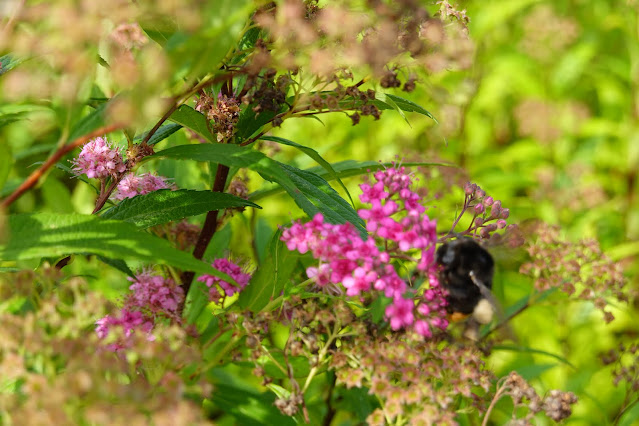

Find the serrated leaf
[[100, 189, 261, 228], [251, 160, 454, 201], [0, 213, 231, 280], [279, 163, 366, 233], [373, 93, 436, 122], [260, 135, 354, 206], [134, 123, 182, 146], [168, 105, 216, 143], [237, 230, 297, 312], [154, 144, 364, 229]]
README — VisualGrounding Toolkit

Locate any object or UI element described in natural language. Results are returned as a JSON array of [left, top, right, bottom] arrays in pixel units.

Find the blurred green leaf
[[95, 255, 135, 277], [100, 189, 261, 228], [0, 213, 231, 280], [208, 383, 294, 426], [67, 102, 109, 142], [492, 345, 576, 369], [184, 280, 211, 325], [0, 54, 21, 76], [0, 149, 12, 192]]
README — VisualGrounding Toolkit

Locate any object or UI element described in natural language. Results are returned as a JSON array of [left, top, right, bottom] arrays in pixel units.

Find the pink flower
[[385, 297, 414, 330], [112, 173, 175, 200], [198, 258, 251, 301], [71, 137, 126, 179], [127, 271, 184, 315], [95, 309, 154, 351]]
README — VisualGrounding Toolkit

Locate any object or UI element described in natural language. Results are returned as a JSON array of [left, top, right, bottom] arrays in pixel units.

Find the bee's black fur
[[436, 237, 494, 315]]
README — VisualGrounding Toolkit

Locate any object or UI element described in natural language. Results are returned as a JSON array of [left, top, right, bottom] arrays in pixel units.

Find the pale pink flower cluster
[[127, 271, 184, 316], [112, 173, 175, 200], [95, 271, 184, 351], [281, 166, 448, 338], [197, 258, 251, 302], [71, 137, 126, 179]]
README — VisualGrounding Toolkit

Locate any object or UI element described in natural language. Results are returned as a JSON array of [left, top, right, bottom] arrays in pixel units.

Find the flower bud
[[497, 219, 507, 229], [474, 203, 485, 214], [475, 217, 484, 226], [464, 182, 475, 195], [479, 228, 490, 239], [476, 188, 486, 198], [500, 208, 510, 219], [483, 196, 494, 207]]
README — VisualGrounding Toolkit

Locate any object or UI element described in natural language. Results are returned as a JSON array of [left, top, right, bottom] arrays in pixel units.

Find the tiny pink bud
[[479, 228, 490, 238], [500, 208, 510, 219], [497, 219, 507, 229], [476, 188, 486, 198], [475, 217, 484, 226], [486, 223, 498, 232], [464, 182, 474, 195], [483, 196, 494, 207], [474, 203, 485, 214]]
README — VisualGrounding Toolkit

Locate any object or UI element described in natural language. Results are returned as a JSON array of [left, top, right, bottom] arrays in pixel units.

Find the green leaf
[[208, 383, 295, 426], [237, 230, 297, 312], [154, 144, 364, 230], [100, 189, 261, 228], [134, 123, 182, 146], [0, 54, 21, 76], [0, 148, 12, 192], [251, 160, 454, 201], [278, 163, 366, 233], [0, 111, 30, 128], [373, 93, 437, 122], [236, 106, 283, 142], [0, 213, 230, 279], [68, 102, 109, 142], [184, 279, 211, 325], [96, 255, 135, 277], [168, 105, 216, 143], [259, 135, 354, 206]]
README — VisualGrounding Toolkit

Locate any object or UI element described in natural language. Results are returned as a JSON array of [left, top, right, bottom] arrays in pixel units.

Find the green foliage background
[[1, 0, 638, 424]]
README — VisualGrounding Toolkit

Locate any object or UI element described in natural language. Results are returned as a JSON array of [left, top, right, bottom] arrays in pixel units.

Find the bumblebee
[[436, 237, 497, 340]]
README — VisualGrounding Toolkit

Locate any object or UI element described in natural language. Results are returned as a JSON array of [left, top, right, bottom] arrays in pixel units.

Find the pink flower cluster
[[112, 173, 175, 200], [95, 309, 154, 351], [95, 271, 184, 351], [127, 271, 184, 316], [281, 166, 448, 338], [197, 258, 251, 302], [71, 137, 126, 179]]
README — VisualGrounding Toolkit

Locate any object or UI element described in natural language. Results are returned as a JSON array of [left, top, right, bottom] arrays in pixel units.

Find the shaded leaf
[[100, 189, 261, 228], [68, 102, 109, 142], [0, 213, 231, 281]]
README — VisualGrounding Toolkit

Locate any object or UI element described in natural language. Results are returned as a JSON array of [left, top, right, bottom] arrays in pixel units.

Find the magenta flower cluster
[[281, 166, 448, 338], [95, 309, 154, 352], [197, 258, 252, 302], [95, 271, 184, 351], [71, 137, 126, 179], [112, 173, 175, 200]]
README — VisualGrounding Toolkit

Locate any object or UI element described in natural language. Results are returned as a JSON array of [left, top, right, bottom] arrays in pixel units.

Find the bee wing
[[468, 271, 517, 342]]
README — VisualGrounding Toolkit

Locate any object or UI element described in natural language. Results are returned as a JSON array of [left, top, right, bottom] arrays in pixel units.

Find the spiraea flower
[[126, 271, 184, 317], [71, 136, 126, 179], [281, 165, 447, 338], [95, 309, 154, 352], [112, 172, 175, 200], [197, 258, 252, 302]]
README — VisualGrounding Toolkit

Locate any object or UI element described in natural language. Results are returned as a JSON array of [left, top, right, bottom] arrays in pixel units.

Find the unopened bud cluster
[[461, 182, 510, 239]]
